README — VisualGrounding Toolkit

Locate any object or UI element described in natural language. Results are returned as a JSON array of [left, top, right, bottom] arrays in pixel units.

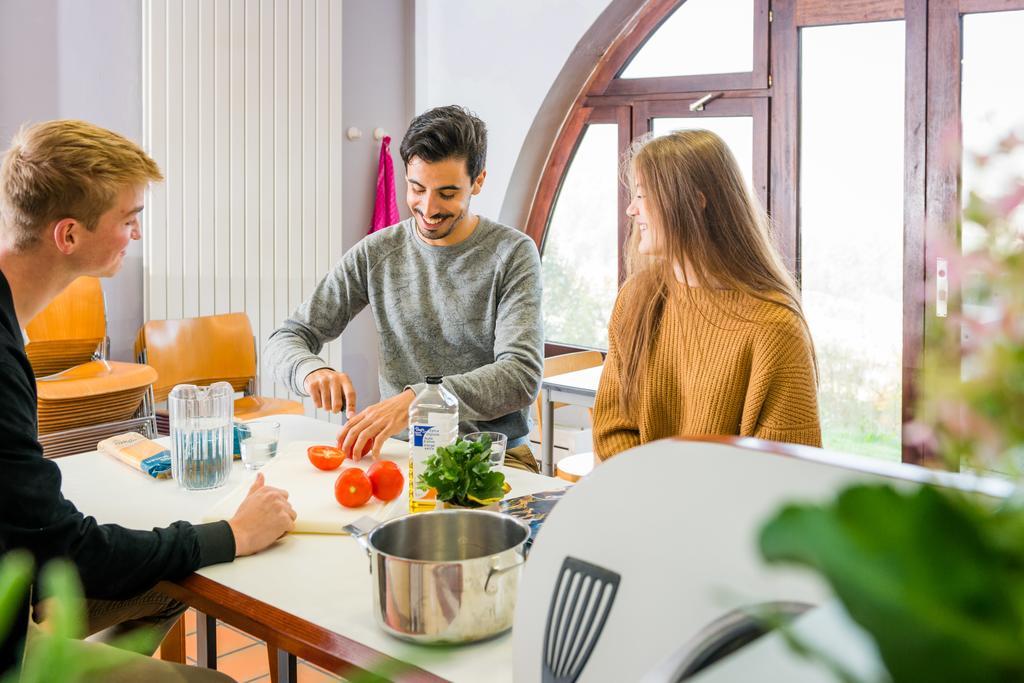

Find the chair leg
[[158, 614, 186, 664]]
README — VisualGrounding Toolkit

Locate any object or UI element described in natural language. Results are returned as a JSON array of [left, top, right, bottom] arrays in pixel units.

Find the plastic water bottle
[[408, 376, 458, 513]]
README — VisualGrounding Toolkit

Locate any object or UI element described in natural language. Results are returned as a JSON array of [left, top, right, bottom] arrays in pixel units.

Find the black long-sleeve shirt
[[0, 269, 235, 673]]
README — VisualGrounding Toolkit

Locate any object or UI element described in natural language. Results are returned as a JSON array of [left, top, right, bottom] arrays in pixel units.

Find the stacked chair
[[135, 312, 304, 434], [26, 277, 158, 458]]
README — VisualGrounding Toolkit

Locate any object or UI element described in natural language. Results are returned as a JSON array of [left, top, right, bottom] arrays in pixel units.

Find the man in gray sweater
[[265, 106, 543, 470]]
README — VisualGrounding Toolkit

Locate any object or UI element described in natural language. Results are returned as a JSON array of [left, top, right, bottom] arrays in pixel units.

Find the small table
[[57, 414, 566, 682], [539, 365, 603, 476]]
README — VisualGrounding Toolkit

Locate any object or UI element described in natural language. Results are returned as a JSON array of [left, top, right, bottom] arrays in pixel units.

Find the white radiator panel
[[142, 0, 344, 422]]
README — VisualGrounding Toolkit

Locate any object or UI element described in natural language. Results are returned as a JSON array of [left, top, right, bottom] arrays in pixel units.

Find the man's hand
[[228, 473, 297, 557], [337, 389, 416, 460], [304, 368, 356, 416]]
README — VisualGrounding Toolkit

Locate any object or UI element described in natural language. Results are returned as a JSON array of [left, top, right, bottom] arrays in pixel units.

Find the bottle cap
[[425, 375, 443, 384]]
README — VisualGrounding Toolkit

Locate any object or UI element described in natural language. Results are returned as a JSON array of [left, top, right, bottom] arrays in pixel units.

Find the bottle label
[[428, 412, 456, 446], [409, 413, 457, 502], [409, 425, 434, 502], [411, 424, 436, 449]]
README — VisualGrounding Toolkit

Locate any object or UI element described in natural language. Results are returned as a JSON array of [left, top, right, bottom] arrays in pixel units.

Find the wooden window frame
[[633, 97, 769, 207], [530, 0, 1024, 463]]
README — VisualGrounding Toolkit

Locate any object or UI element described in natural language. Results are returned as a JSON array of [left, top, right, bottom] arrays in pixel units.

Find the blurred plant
[[908, 131, 1024, 472], [757, 130, 1024, 682], [0, 551, 157, 682], [760, 484, 1024, 683]]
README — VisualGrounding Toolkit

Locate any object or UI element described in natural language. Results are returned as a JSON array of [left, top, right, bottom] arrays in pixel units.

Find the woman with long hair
[[593, 130, 821, 460]]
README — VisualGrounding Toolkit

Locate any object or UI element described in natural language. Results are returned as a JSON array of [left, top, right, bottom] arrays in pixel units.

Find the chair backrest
[[535, 350, 604, 433], [138, 313, 257, 403], [25, 277, 107, 376], [513, 437, 1011, 682]]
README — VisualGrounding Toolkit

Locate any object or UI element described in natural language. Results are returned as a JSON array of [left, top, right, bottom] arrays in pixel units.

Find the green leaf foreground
[[416, 436, 506, 507], [0, 552, 158, 683], [759, 484, 1024, 683]]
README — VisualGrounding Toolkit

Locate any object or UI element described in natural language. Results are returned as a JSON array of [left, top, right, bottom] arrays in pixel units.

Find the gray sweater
[[265, 216, 544, 440]]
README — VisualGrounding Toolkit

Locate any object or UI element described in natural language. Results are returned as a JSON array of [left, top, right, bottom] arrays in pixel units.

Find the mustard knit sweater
[[593, 281, 822, 460]]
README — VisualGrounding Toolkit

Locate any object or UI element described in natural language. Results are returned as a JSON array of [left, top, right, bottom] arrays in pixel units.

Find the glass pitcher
[[169, 381, 234, 490]]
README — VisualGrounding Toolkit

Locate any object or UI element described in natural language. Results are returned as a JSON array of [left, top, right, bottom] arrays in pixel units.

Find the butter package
[[98, 432, 172, 479], [233, 421, 250, 459]]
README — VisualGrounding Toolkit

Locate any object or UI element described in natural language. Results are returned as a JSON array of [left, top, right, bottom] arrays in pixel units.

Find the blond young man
[[0, 120, 296, 681]]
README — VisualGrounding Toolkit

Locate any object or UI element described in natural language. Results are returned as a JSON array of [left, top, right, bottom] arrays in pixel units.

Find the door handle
[[936, 257, 948, 318]]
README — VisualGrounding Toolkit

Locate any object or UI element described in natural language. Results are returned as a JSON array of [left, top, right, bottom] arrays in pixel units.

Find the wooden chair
[[536, 350, 603, 483], [26, 278, 158, 458], [36, 361, 157, 433], [136, 313, 304, 429], [25, 276, 108, 375]]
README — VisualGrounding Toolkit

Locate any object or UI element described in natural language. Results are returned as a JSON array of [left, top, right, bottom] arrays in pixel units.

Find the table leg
[[277, 649, 298, 682], [542, 389, 555, 476], [196, 611, 218, 669]]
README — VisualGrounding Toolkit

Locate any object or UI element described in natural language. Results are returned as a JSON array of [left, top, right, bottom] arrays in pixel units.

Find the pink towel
[[370, 135, 400, 233]]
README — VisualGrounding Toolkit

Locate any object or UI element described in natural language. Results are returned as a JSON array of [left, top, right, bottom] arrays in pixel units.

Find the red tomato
[[307, 445, 344, 471], [367, 460, 404, 502], [341, 437, 374, 461], [334, 468, 372, 508], [355, 439, 374, 460]]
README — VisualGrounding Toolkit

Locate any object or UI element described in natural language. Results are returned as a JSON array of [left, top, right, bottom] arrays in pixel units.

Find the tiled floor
[[180, 608, 343, 682]]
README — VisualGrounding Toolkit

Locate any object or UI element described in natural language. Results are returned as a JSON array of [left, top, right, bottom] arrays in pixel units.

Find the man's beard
[[416, 210, 464, 241]]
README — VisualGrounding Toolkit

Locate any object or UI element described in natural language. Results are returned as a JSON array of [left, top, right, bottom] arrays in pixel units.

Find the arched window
[[527, 0, 1024, 463], [532, 0, 770, 352]]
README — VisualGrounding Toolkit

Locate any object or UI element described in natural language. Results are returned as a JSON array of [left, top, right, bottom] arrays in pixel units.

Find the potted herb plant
[[417, 436, 510, 509], [757, 131, 1024, 682]]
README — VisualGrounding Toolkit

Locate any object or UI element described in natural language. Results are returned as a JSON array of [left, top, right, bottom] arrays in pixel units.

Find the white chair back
[[512, 437, 1009, 682]]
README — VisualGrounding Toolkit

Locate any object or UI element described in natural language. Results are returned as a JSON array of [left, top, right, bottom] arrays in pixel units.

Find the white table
[[57, 414, 567, 682], [539, 364, 603, 476]]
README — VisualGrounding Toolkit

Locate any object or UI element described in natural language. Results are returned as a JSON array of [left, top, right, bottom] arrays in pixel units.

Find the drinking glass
[[464, 431, 508, 468], [239, 421, 281, 470]]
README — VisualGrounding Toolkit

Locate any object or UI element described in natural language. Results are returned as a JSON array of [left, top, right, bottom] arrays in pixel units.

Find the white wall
[[0, 1, 59, 146], [413, 0, 612, 226], [0, 0, 415, 406], [0, 0, 144, 362], [340, 0, 414, 407]]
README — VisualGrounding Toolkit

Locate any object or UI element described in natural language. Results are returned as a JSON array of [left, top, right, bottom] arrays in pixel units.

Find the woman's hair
[[616, 129, 814, 411]]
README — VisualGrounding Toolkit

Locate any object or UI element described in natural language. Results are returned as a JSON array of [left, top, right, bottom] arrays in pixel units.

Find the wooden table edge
[[157, 574, 449, 682]]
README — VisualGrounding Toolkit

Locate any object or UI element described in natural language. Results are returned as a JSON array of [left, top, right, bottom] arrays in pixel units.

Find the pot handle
[[342, 515, 379, 571], [485, 555, 526, 594]]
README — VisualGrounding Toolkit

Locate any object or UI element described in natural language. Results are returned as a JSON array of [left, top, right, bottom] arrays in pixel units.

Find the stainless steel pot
[[349, 509, 531, 644]]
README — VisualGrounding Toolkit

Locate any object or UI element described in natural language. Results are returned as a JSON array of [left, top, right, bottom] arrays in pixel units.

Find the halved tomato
[[334, 467, 372, 508], [367, 460, 404, 502], [307, 445, 344, 471]]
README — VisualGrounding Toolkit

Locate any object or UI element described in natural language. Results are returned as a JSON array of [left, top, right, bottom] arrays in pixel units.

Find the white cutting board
[[203, 439, 407, 534]]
